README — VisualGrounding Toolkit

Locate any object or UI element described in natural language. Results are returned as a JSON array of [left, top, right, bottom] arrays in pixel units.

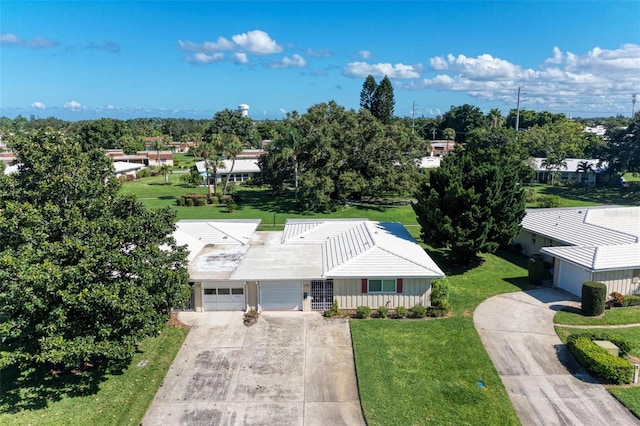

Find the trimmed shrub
[[395, 306, 408, 319], [226, 197, 237, 212], [185, 198, 194, 207], [537, 195, 561, 208], [377, 306, 389, 318], [566, 334, 634, 384], [582, 282, 607, 316], [431, 278, 450, 300], [323, 300, 339, 318], [355, 306, 371, 319], [528, 254, 545, 286], [411, 305, 427, 319], [195, 197, 206, 206], [622, 295, 640, 307], [176, 197, 185, 206]]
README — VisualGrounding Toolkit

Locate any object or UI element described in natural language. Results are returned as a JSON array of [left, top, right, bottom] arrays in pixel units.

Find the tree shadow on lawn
[[540, 184, 640, 206], [0, 360, 125, 414]]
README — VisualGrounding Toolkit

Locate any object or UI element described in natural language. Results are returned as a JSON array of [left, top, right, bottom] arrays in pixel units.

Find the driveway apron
[[474, 288, 639, 425], [142, 311, 365, 426]]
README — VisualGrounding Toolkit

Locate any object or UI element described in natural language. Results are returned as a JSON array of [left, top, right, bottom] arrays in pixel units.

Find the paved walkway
[[143, 311, 365, 426], [474, 288, 639, 425]]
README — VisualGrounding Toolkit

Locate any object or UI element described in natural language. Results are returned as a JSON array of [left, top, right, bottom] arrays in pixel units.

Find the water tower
[[238, 104, 249, 117]]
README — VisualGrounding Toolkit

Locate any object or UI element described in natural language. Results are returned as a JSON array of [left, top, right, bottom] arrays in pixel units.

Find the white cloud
[[1, 32, 58, 48], [63, 100, 83, 110], [186, 52, 224, 64], [30, 101, 46, 109], [268, 54, 306, 68], [232, 52, 249, 64], [178, 37, 234, 52], [357, 50, 372, 59], [305, 48, 331, 57], [400, 44, 640, 114], [279, 108, 287, 114], [232, 30, 282, 55], [342, 62, 421, 79], [87, 40, 120, 53]]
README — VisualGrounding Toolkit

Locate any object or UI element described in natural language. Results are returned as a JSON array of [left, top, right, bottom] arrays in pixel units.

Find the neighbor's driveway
[[474, 288, 639, 425], [143, 311, 365, 426]]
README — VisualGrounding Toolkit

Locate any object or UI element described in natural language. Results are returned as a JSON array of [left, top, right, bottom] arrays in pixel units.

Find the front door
[[311, 279, 334, 310]]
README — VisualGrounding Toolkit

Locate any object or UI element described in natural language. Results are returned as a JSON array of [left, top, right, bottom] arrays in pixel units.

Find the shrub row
[[610, 292, 640, 307], [566, 333, 634, 384]]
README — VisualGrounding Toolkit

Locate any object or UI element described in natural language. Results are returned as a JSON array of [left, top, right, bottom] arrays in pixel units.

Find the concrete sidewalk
[[143, 311, 365, 425], [474, 288, 639, 425]]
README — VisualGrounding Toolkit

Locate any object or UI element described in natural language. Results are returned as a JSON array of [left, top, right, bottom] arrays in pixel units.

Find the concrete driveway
[[474, 288, 639, 425], [143, 311, 365, 426]]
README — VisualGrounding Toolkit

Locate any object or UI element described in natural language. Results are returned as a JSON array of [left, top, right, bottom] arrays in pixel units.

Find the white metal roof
[[195, 159, 260, 175], [112, 161, 145, 174], [521, 207, 638, 247], [176, 220, 260, 246], [541, 244, 640, 272]]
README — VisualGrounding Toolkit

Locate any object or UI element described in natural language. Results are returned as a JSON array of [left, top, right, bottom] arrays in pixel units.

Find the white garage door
[[558, 261, 592, 297], [203, 285, 245, 311], [260, 281, 302, 310]]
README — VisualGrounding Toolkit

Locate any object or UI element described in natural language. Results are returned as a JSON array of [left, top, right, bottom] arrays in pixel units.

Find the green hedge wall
[[582, 281, 606, 316], [566, 333, 634, 384]]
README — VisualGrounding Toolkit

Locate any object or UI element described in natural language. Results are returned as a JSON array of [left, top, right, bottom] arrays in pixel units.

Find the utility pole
[[515, 86, 521, 132], [633, 94, 637, 117], [411, 101, 416, 134]]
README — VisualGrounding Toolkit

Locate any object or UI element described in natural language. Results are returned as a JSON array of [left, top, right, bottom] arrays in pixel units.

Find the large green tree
[[601, 113, 640, 176], [413, 128, 528, 263], [0, 130, 190, 370], [206, 109, 260, 147], [439, 104, 485, 143], [359, 75, 395, 124]]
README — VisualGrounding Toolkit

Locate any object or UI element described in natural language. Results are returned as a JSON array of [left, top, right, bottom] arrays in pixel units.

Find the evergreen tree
[[371, 76, 395, 124], [359, 75, 377, 111], [413, 128, 528, 263]]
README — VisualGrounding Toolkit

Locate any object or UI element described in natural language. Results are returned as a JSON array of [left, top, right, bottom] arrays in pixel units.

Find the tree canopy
[[359, 75, 395, 123], [262, 101, 426, 211], [0, 130, 190, 370], [413, 128, 529, 264], [601, 113, 640, 176]]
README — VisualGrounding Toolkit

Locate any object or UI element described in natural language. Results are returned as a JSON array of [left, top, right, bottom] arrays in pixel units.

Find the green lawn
[[554, 306, 640, 326], [0, 325, 188, 425], [532, 183, 640, 206], [351, 249, 532, 426], [120, 175, 418, 225]]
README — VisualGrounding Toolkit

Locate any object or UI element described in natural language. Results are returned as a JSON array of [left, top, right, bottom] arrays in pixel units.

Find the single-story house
[[106, 149, 174, 167], [513, 206, 640, 297], [112, 161, 146, 178], [175, 219, 445, 312], [531, 158, 606, 187], [196, 159, 261, 184]]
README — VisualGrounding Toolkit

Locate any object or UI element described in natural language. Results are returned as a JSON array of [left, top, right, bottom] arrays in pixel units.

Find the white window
[[368, 279, 396, 293]]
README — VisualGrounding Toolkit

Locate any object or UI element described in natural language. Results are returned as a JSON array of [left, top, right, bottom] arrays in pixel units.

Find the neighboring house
[[106, 149, 174, 167], [175, 219, 445, 312], [0, 152, 17, 167], [513, 206, 640, 297], [428, 140, 457, 157], [418, 156, 442, 170], [112, 161, 146, 178], [531, 158, 605, 187], [195, 159, 261, 184]]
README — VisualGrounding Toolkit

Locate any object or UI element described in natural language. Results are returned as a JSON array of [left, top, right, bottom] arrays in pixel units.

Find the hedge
[[566, 333, 634, 384], [622, 295, 640, 307]]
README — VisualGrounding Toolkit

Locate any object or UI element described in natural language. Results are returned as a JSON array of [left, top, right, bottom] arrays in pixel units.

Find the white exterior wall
[[514, 230, 565, 263], [333, 278, 431, 309], [594, 270, 640, 296]]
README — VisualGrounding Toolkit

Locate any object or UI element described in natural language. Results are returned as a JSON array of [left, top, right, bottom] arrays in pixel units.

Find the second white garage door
[[260, 281, 303, 310], [557, 261, 592, 297]]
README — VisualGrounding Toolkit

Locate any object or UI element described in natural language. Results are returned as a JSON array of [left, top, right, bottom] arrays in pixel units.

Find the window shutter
[[361, 279, 368, 294], [397, 278, 403, 293]]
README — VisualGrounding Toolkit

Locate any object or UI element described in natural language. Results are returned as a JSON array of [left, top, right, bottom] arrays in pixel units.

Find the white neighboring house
[[196, 159, 261, 184], [112, 161, 146, 178], [418, 156, 442, 169], [531, 158, 606, 187], [176, 219, 445, 312], [513, 207, 640, 297]]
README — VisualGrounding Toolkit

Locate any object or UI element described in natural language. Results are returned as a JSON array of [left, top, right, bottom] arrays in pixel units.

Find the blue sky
[[1, 1, 639, 121]]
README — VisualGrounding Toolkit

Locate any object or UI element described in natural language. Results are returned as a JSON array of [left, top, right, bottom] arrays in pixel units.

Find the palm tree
[[488, 108, 503, 128], [221, 133, 244, 196], [150, 138, 165, 166], [541, 155, 567, 185], [193, 136, 224, 202], [158, 163, 172, 183], [576, 160, 594, 185], [443, 128, 455, 155]]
